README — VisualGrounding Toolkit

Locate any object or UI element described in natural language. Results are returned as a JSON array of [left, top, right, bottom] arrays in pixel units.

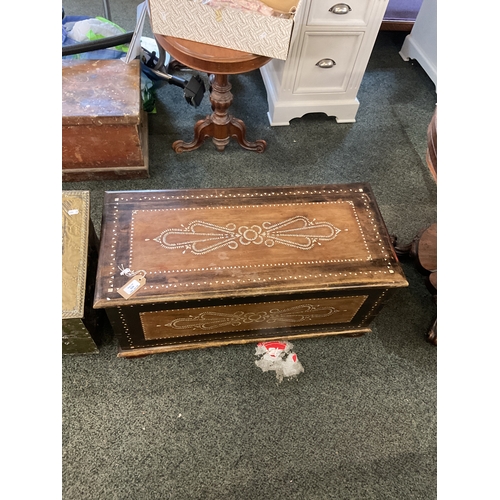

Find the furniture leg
[[173, 73, 266, 153], [391, 224, 437, 345], [427, 318, 437, 346]]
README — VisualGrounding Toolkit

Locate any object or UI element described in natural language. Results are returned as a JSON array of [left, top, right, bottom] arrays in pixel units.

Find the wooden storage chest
[[62, 191, 106, 354], [62, 59, 148, 181], [93, 184, 408, 358]]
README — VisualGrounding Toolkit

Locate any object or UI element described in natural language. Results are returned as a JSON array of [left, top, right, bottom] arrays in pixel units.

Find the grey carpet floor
[[62, 2, 437, 498]]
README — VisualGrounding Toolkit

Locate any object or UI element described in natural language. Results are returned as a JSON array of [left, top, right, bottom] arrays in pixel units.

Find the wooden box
[[93, 184, 408, 358], [62, 191, 106, 354], [62, 59, 148, 182]]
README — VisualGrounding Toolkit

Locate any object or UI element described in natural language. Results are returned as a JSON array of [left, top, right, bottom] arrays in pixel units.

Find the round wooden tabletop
[[155, 35, 271, 75]]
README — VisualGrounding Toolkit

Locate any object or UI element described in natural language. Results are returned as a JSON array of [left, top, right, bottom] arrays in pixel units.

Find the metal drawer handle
[[329, 3, 352, 15], [316, 58, 336, 69]]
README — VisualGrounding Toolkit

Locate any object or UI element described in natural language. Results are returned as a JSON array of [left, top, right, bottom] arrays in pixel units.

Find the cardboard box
[[148, 0, 302, 60]]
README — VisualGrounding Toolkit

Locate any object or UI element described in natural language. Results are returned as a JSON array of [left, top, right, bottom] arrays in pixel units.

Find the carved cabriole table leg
[[172, 74, 266, 153]]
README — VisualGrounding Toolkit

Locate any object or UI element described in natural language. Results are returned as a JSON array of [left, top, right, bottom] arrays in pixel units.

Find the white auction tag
[[117, 275, 147, 299]]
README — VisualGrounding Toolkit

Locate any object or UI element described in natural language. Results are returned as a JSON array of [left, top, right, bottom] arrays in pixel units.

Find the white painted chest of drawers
[[260, 0, 389, 125]]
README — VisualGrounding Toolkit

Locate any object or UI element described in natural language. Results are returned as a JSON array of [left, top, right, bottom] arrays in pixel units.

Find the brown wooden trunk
[[62, 59, 148, 181], [94, 184, 408, 357]]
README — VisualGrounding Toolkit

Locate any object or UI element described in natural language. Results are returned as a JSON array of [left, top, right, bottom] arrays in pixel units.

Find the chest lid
[[62, 59, 141, 127], [94, 184, 407, 308], [62, 190, 90, 319]]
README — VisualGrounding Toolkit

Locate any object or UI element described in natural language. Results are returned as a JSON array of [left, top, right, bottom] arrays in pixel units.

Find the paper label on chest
[[94, 184, 407, 308]]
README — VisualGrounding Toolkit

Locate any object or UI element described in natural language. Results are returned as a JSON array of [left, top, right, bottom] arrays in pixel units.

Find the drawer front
[[307, 0, 373, 27], [293, 32, 363, 94]]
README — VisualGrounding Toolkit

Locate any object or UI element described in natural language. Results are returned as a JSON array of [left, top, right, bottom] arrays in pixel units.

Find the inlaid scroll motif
[[153, 216, 341, 255], [165, 304, 339, 331]]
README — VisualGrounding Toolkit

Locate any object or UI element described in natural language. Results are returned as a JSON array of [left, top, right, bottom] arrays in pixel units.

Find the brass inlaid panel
[[62, 191, 89, 319], [140, 296, 368, 340], [130, 201, 368, 273]]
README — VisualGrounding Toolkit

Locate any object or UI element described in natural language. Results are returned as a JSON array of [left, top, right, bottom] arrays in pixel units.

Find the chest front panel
[[140, 295, 368, 340]]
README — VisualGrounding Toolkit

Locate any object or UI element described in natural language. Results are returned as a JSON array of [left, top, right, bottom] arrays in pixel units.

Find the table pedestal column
[[173, 73, 266, 153]]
